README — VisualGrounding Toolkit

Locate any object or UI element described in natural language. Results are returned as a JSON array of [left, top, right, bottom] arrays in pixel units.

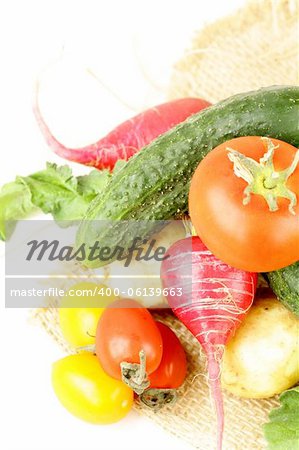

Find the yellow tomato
[[59, 282, 117, 347], [52, 353, 133, 424]]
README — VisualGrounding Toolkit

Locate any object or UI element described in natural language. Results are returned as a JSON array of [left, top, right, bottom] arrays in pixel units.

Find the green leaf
[[19, 164, 87, 221], [0, 180, 35, 240], [0, 163, 115, 240], [264, 386, 299, 450], [77, 169, 111, 201], [113, 159, 127, 174]]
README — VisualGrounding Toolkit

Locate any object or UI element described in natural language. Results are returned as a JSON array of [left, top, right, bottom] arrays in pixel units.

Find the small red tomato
[[96, 299, 163, 393], [149, 322, 187, 389]]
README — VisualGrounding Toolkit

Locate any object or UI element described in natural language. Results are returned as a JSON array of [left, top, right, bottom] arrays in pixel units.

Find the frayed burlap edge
[[169, 0, 299, 103]]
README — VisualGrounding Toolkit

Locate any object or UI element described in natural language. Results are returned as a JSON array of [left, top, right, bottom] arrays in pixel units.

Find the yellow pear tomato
[[52, 353, 133, 424]]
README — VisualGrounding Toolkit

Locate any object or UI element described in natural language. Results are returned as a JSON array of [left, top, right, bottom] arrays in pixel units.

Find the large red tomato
[[189, 136, 299, 272]]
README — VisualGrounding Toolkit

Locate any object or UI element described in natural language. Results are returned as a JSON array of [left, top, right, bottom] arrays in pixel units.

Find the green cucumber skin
[[77, 86, 299, 267], [265, 262, 299, 316]]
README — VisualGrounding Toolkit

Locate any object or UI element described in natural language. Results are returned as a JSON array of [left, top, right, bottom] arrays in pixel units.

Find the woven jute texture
[[33, 1, 298, 449], [169, 0, 299, 103]]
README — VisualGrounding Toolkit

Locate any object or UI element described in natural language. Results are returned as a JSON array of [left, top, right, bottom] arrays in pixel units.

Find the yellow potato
[[221, 289, 299, 398]]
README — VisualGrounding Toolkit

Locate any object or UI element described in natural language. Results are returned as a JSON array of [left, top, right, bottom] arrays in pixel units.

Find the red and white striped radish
[[160, 236, 257, 450]]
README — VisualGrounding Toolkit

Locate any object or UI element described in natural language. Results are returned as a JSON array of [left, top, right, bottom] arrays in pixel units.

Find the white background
[[1, 1, 246, 449]]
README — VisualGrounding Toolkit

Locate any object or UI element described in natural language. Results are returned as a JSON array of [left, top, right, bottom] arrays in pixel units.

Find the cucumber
[[77, 86, 299, 267], [265, 262, 299, 316]]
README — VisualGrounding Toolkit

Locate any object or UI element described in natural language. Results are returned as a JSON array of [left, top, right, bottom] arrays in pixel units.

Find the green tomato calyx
[[139, 388, 177, 411], [227, 137, 299, 215], [120, 350, 150, 395]]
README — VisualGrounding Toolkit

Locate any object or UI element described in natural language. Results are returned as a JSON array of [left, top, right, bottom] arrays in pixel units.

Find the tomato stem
[[120, 350, 150, 395], [182, 216, 192, 236], [227, 137, 299, 215], [182, 216, 198, 237], [139, 388, 177, 411]]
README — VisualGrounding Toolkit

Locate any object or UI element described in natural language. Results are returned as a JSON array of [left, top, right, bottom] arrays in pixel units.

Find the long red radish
[[161, 236, 257, 450], [34, 96, 211, 170]]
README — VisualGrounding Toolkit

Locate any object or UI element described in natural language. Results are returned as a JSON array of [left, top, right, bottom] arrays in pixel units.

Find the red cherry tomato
[[149, 322, 187, 389], [96, 299, 163, 381]]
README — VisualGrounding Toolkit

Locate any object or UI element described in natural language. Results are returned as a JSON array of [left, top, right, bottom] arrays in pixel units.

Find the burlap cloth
[[32, 1, 299, 448]]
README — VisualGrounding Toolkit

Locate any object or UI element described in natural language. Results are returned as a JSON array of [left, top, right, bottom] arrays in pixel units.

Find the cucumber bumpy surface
[[77, 86, 299, 267], [265, 262, 299, 316]]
